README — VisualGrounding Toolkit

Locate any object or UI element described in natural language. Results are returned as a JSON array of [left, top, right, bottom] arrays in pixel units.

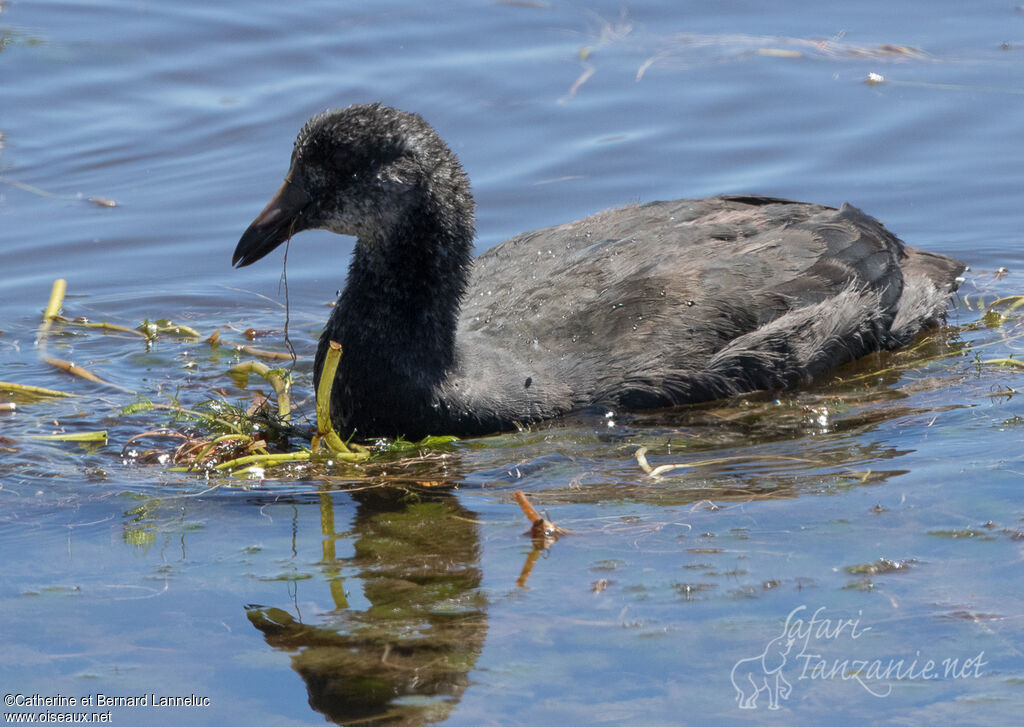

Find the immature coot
[[234, 104, 964, 439]]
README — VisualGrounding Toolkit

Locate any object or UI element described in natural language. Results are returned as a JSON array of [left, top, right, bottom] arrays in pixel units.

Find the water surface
[[2, 0, 1023, 724]]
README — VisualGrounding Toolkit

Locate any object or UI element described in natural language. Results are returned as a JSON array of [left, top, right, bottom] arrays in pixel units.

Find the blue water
[[2, 0, 1024, 724]]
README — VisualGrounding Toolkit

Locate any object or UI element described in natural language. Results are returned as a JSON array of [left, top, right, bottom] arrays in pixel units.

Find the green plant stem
[[229, 361, 291, 422], [0, 381, 74, 399], [29, 431, 108, 443], [314, 341, 369, 460]]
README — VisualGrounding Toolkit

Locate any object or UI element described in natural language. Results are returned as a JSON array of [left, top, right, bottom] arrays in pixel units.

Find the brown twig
[[513, 489, 569, 541]]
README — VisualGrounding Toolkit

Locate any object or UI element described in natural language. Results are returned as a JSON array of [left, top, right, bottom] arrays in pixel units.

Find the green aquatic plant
[[0, 381, 73, 401], [28, 431, 108, 443], [228, 360, 291, 423], [311, 341, 370, 462]]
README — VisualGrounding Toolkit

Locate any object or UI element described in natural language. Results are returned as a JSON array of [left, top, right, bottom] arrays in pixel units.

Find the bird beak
[[232, 179, 312, 267]]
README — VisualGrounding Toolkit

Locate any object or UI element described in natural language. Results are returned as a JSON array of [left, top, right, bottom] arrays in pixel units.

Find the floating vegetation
[[36, 279, 130, 392], [310, 341, 370, 462], [844, 558, 915, 576], [29, 431, 108, 443], [512, 489, 569, 588], [672, 581, 716, 600], [138, 318, 201, 340], [0, 176, 116, 206], [0, 381, 73, 400], [634, 445, 818, 479], [985, 295, 1024, 314], [926, 520, 1023, 541], [58, 315, 148, 339], [983, 357, 1024, 369], [926, 528, 996, 540], [560, 14, 936, 101], [3, 279, 456, 484], [514, 488, 568, 542], [121, 396, 255, 437], [228, 361, 291, 423]]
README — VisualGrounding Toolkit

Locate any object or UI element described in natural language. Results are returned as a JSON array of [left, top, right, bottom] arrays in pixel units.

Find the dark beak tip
[[232, 179, 311, 268], [231, 231, 260, 268]]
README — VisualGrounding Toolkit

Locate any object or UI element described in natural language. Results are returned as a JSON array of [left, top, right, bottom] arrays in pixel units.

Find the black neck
[[329, 201, 474, 396]]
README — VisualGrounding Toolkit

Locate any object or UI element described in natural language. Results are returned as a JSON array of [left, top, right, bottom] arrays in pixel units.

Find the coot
[[234, 104, 964, 439]]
